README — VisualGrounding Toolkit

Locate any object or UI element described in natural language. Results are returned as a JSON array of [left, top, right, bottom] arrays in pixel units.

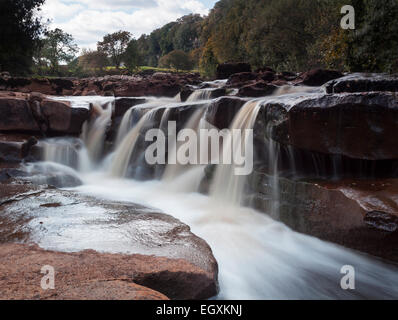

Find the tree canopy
[[0, 0, 46, 75], [97, 31, 131, 68]]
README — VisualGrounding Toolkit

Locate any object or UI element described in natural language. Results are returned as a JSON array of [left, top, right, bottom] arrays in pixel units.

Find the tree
[[159, 50, 194, 71], [199, 39, 218, 77], [346, 0, 398, 72], [78, 49, 108, 76], [97, 31, 131, 68], [41, 28, 79, 74], [124, 40, 142, 73], [0, 0, 46, 74]]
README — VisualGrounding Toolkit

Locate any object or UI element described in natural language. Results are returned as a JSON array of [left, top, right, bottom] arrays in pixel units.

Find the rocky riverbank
[[1, 67, 398, 298], [0, 167, 218, 300]]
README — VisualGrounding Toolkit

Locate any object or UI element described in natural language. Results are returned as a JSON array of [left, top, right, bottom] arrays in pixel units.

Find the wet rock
[[114, 79, 181, 97], [114, 98, 147, 119], [216, 63, 252, 80], [325, 73, 398, 94], [0, 184, 218, 299], [0, 243, 216, 300], [260, 71, 277, 82], [263, 92, 398, 160], [19, 162, 83, 188], [248, 172, 398, 262], [280, 71, 298, 81], [107, 97, 148, 142], [180, 86, 194, 102], [207, 88, 227, 99], [0, 135, 37, 163], [0, 97, 41, 132], [297, 69, 344, 86], [0, 96, 90, 136], [49, 78, 74, 95], [41, 99, 90, 135], [238, 82, 277, 97], [227, 72, 259, 87], [204, 97, 248, 129]]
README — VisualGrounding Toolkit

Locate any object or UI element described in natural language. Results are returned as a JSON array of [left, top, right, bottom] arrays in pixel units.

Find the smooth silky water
[[37, 89, 398, 300]]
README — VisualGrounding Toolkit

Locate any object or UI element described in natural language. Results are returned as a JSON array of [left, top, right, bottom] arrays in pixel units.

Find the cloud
[[41, 0, 214, 50]]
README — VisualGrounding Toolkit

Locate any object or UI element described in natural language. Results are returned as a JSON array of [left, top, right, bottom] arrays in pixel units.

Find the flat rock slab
[[0, 243, 215, 300], [326, 73, 398, 93], [0, 182, 218, 300]]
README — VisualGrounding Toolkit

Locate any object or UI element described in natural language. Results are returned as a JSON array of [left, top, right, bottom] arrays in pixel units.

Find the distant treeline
[[137, 0, 398, 76], [1, 0, 398, 77]]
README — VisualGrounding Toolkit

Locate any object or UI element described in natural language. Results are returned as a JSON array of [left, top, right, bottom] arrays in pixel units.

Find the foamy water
[[70, 170, 398, 300], [38, 89, 398, 300]]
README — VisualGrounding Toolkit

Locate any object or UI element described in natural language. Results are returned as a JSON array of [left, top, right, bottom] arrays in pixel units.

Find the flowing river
[[38, 88, 398, 300]]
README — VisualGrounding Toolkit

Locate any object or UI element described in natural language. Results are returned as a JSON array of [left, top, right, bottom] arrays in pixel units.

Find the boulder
[[41, 99, 90, 135], [0, 134, 38, 163], [260, 71, 276, 82], [263, 92, 398, 160], [0, 97, 40, 132], [227, 72, 259, 87], [325, 73, 398, 93], [0, 184, 219, 300], [248, 173, 398, 262], [0, 243, 212, 300], [204, 97, 248, 129], [216, 63, 251, 79], [180, 86, 194, 102], [114, 97, 147, 119], [298, 69, 344, 86], [238, 82, 277, 97], [107, 97, 148, 142], [114, 79, 181, 97]]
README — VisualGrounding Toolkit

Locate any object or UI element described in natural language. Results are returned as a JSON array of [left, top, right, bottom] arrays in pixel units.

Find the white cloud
[[41, 0, 214, 50]]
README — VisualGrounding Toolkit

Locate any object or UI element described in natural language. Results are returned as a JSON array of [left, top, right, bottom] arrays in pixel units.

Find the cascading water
[[210, 99, 262, 205], [109, 107, 163, 178], [187, 89, 214, 102], [41, 138, 82, 169], [162, 106, 208, 182], [42, 96, 115, 172], [81, 99, 114, 163], [32, 86, 398, 299]]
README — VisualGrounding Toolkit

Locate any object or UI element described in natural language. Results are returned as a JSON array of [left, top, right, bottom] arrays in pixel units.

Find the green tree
[[124, 39, 142, 73], [41, 28, 79, 74], [159, 50, 194, 71], [0, 0, 46, 75], [347, 0, 398, 72], [97, 30, 131, 68], [78, 49, 108, 76], [199, 39, 218, 77]]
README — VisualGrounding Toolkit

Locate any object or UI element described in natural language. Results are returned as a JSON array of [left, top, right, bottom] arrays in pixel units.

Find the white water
[[73, 172, 398, 300], [187, 89, 214, 102], [110, 108, 160, 177], [37, 87, 398, 300], [210, 100, 262, 205]]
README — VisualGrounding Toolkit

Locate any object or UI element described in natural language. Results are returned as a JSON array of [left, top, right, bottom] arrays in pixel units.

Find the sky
[[40, 0, 218, 50]]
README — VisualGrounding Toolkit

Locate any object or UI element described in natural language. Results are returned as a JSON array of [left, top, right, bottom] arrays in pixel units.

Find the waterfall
[[109, 108, 161, 178], [266, 123, 281, 219], [31, 87, 398, 300], [41, 96, 115, 172], [187, 89, 213, 102], [115, 107, 135, 147], [41, 138, 82, 169], [210, 100, 262, 205], [81, 100, 113, 163], [162, 106, 208, 181]]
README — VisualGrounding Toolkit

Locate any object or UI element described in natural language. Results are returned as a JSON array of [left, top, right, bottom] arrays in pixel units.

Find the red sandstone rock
[[0, 243, 207, 300]]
